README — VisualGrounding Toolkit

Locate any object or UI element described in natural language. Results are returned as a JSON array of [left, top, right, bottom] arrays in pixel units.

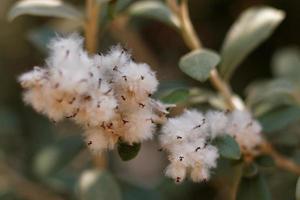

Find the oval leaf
[[213, 135, 241, 160], [179, 49, 220, 82], [246, 79, 295, 108], [8, 0, 83, 21], [0, 108, 21, 136], [258, 106, 300, 132], [237, 174, 271, 200], [255, 155, 275, 168], [161, 88, 189, 104], [33, 135, 84, 177], [79, 170, 121, 200], [272, 47, 300, 79], [127, 0, 180, 28], [118, 141, 141, 161], [220, 6, 285, 80]]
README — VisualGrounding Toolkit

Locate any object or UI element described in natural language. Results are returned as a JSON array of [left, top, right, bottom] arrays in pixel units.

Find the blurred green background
[[0, 0, 300, 200]]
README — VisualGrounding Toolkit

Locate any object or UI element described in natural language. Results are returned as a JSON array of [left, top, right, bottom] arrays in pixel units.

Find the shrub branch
[[167, 0, 300, 190], [84, 0, 107, 169]]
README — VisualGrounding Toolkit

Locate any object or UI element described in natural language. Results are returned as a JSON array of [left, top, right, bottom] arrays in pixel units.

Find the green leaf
[[246, 79, 295, 109], [296, 177, 300, 200], [0, 108, 21, 136], [179, 49, 220, 82], [114, 0, 133, 13], [127, 0, 180, 28], [220, 6, 285, 80], [33, 135, 84, 177], [255, 155, 275, 168], [79, 170, 121, 200], [96, 0, 111, 4], [161, 88, 189, 104], [8, 0, 83, 21], [213, 135, 241, 160], [212, 158, 244, 199], [237, 174, 271, 200], [27, 26, 57, 53], [258, 106, 300, 132], [120, 180, 161, 200], [154, 80, 188, 98], [272, 47, 300, 80], [118, 141, 141, 161]]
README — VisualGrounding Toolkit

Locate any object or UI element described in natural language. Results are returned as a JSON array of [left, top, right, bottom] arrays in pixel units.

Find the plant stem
[[176, 0, 238, 111], [178, 0, 202, 50], [168, 0, 300, 188], [84, 0, 107, 169], [260, 142, 300, 175], [85, 0, 100, 54], [0, 162, 64, 200], [213, 162, 243, 200], [174, 0, 300, 176]]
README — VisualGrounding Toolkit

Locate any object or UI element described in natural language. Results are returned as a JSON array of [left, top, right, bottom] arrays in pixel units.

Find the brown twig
[[213, 162, 243, 200], [171, 0, 238, 111], [84, 0, 107, 169], [259, 142, 300, 175], [166, 0, 180, 16], [166, 0, 300, 197], [177, 0, 202, 50], [84, 0, 101, 53], [0, 162, 64, 200], [174, 0, 300, 176]]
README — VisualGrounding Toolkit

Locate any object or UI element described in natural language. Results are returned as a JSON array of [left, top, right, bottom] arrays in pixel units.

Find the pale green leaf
[[79, 170, 121, 200], [127, 1, 180, 28], [154, 80, 188, 98], [258, 106, 300, 132], [121, 181, 160, 200], [213, 135, 241, 160], [246, 79, 295, 108], [272, 47, 300, 80], [220, 6, 285, 80], [115, 0, 133, 12], [161, 88, 189, 104], [33, 135, 83, 177], [179, 49, 220, 82], [0, 108, 21, 136], [8, 0, 83, 21], [237, 174, 271, 200]]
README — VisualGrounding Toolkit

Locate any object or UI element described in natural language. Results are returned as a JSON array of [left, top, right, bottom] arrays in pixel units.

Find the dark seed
[[138, 103, 145, 108], [122, 119, 129, 124]]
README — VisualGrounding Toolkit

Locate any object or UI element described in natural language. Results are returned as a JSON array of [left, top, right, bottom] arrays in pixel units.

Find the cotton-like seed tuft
[[18, 34, 168, 154], [160, 109, 263, 183], [226, 110, 263, 152]]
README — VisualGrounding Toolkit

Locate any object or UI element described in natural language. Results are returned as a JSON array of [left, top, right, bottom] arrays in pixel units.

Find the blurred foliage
[[1, 0, 300, 200]]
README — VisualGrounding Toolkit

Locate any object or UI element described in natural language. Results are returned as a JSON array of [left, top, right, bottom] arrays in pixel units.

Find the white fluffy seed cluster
[[160, 109, 262, 183], [19, 34, 170, 154], [226, 110, 263, 152]]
